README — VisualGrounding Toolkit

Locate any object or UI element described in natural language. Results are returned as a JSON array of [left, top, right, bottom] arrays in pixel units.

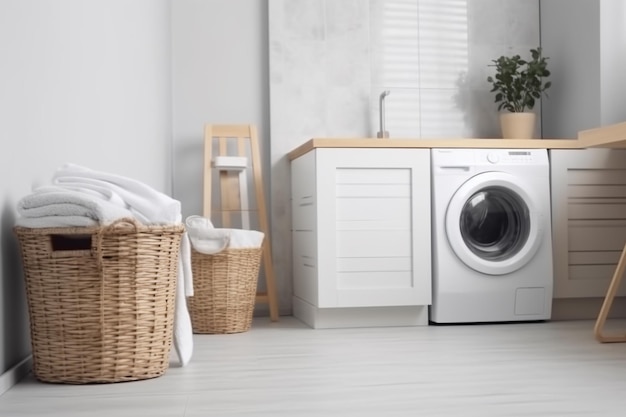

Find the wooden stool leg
[[249, 126, 279, 322], [594, 243, 626, 343]]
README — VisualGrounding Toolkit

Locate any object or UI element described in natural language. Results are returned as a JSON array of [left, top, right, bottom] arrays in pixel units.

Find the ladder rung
[[212, 156, 248, 170]]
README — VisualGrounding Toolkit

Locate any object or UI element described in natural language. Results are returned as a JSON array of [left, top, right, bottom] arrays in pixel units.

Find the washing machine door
[[445, 171, 544, 275]]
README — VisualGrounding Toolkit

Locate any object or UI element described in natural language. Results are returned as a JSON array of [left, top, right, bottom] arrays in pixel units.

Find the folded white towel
[[15, 215, 98, 228], [53, 164, 181, 224], [32, 184, 127, 207], [17, 191, 134, 224]]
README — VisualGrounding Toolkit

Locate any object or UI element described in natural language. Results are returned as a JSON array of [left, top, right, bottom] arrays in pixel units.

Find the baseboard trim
[[0, 356, 32, 397], [292, 296, 429, 329], [552, 297, 626, 321]]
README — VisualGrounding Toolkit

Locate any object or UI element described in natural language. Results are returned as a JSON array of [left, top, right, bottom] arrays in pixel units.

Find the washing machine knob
[[487, 152, 499, 164]]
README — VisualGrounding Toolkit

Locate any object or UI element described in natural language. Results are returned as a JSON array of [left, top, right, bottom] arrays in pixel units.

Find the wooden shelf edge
[[578, 121, 626, 148], [287, 138, 583, 160], [287, 121, 626, 160]]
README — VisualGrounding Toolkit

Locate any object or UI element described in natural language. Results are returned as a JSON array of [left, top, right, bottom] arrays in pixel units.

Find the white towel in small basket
[[185, 215, 264, 254]]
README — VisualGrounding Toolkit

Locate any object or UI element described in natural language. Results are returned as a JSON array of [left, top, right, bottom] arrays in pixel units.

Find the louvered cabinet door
[[550, 149, 626, 298], [291, 148, 431, 309]]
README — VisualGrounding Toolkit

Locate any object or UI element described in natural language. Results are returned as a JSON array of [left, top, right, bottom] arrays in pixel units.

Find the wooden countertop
[[287, 121, 626, 160]]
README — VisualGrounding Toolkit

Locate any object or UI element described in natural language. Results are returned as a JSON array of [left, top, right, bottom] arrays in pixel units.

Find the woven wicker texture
[[14, 219, 183, 384], [188, 248, 262, 334]]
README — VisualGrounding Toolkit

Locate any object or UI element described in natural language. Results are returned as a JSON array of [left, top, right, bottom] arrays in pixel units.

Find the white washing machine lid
[[445, 171, 545, 275]]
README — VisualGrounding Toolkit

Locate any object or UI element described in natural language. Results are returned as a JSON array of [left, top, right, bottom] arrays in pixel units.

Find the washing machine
[[430, 148, 553, 323]]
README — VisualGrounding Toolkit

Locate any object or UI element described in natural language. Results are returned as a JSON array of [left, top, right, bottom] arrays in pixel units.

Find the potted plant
[[487, 47, 551, 139]]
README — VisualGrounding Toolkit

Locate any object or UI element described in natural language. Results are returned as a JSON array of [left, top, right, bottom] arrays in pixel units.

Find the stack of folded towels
[[16, 163, 194, 367]]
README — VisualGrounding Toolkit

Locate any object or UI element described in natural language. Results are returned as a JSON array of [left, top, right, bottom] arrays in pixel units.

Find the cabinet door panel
[[336, 184, 411, 198], [316, 148, 431, 308], [337, 256, 412, 272], [336, 166, 410, 184], [336, 197, 411, 230], [569, 250, 620, 265], [568, 203, 626, 220], [551, 149, 626, 297], [338, 271, 413, 290], [337, 288, 424, 307], [569, 264, 617, 281], [568, 224, 626, 251], [337, 230, 411, 258]]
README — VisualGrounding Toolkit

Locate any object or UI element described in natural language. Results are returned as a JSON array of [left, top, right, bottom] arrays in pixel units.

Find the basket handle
[[48, 233, 93, 257], [100, 217, 142, 234], [92, 218, 141, 261], [92, 218, 143, 289]]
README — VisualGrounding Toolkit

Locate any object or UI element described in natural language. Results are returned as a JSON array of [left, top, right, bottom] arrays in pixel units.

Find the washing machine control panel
[[479, 149, 544, 166], [432, 149, 549, 168], [486, 149, 536, 164]]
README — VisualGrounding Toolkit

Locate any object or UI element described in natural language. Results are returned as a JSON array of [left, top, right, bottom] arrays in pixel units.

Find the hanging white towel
[[174, 232, 193, 366]]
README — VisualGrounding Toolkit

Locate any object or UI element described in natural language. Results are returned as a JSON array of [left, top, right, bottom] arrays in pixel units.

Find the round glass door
[[446, 172, 545, 275]]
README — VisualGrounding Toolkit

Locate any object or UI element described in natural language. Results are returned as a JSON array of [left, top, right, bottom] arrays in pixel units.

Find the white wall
[[541, 0, 626, 137], [171, 0, 270, 220], [540, 0, 601, 138], [0, 0, 171, 380], [600, 0, 626, 126]]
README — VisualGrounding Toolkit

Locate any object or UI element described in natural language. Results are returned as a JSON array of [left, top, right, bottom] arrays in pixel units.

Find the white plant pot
[[500, 112, 536, 139]]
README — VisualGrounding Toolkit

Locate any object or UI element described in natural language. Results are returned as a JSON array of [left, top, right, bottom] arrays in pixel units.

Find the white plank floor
[[1, 317, 626, 416]]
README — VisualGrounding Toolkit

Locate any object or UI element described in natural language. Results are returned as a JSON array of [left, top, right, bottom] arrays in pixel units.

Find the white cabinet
[[291, 148, 431, 328], [550, 149, 626, 298]]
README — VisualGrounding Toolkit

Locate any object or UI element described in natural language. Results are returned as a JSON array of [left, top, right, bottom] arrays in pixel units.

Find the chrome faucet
[[377, 90, 390, 138]]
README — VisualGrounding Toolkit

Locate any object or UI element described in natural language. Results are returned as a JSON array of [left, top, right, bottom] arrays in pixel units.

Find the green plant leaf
[[486, 46, 550, 113]]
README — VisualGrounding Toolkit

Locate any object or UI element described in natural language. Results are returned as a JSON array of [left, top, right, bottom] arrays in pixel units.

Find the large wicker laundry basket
[[187, 247, 262, 334], [14, 219, 183, 384]]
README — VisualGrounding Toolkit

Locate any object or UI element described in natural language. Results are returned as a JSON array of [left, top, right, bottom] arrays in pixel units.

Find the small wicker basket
[[187, 247, 262, 334], [14, 219, 183, 384]]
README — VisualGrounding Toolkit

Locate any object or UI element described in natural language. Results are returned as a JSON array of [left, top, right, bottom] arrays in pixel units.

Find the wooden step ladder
[[203, 124, 279, 322]]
